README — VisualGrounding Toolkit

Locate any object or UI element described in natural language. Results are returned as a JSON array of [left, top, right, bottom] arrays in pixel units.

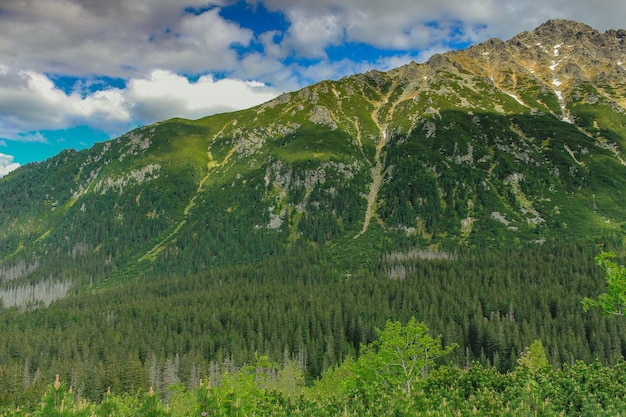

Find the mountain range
[[1, 19, 625, 308]]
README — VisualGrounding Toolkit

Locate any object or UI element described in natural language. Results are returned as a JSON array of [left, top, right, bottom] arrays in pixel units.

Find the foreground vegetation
[[0, 244, 625, 415], [2, 242, 626, 404], [3, 326, 626, 416]]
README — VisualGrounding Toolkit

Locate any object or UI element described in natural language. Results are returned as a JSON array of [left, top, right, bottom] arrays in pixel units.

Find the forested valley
[[1, 239, 626, 415], [1, 19, 626, 415]]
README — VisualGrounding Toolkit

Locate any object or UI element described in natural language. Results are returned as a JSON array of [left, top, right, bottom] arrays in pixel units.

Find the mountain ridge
[[1, 19, 625, 307]]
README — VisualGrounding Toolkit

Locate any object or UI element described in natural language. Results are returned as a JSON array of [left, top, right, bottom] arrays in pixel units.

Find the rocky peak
[[528, 19, 598, 41], [426, 53, 455, 70], [511, 19, 624, 58]]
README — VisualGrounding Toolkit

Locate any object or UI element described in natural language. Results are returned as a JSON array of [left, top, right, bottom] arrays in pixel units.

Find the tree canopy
[[583, 252, 626, 316]]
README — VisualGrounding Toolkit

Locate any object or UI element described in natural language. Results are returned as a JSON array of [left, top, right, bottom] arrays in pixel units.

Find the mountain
[[2, 20, 626, 404], [1, 19, 625, 307]]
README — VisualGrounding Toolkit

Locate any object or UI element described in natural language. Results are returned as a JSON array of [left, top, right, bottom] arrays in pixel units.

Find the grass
[[272, 123, 358, 163]]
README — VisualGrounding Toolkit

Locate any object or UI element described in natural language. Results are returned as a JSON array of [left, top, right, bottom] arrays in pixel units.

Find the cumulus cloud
[[0, 153, 20, 177], [127, 70, 281, 124], [261, 0, 626, 53], [0, 67, 130, 138], [0, 0, 251, 77], [1, 0, 624, 81], [1, 0, 623, 91], [280, 10, 344, 58], [0, 0, 283, 144], [0, 67, 280, 141]]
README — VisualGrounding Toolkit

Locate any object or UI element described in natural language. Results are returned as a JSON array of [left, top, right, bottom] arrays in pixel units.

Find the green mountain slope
[[2, 20, 626, 406], [1, 19, 625, 304]]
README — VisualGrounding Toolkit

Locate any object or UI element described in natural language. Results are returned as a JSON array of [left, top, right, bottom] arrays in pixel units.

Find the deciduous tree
[[583, 252, 626, 316], [354, 318, 456, 395]]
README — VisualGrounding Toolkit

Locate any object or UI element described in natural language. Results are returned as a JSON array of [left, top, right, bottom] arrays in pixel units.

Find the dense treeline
[[3, 324, 626, 416], [0, 240, 625, 408]]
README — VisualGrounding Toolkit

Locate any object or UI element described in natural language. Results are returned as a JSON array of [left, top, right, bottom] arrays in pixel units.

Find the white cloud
[[0, 153, 20, 177], [261, 0, 626, 55], [280, 10, 343, 58], [0, 0, 250, 77], [142, 7, 255, 74], [1, 0, 624, 82], [127, 70, 281, 124], [0, 67, 280, 140], [0, 67, 130, 137], [261, 0, 494, 54]]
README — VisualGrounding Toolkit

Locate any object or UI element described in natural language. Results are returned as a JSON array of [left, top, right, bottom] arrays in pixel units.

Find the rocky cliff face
[[451, 19, 626, 116], [1, 20, 625, 305]]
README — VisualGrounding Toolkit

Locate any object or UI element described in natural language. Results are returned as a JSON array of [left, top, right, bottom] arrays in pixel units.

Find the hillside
[[0, 16, 626, 405], [1, 20, 625, 304], [0, 19, 626, 406]]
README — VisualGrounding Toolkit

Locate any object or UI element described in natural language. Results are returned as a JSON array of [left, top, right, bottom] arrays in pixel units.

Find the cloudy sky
[[0, 0, 624, 176]]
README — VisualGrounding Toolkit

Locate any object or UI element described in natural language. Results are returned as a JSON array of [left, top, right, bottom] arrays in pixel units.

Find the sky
[[0, 0, 624, 176]]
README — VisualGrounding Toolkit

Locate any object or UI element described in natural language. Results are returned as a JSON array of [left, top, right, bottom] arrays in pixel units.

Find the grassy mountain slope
[[0, 19, 625, 303]]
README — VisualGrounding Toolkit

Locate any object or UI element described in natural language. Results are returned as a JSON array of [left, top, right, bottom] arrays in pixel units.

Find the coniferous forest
[[1, 240, 626, 415]]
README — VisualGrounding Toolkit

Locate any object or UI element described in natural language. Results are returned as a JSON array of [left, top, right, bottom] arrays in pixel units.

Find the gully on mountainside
[[356, 83, 401, 238]]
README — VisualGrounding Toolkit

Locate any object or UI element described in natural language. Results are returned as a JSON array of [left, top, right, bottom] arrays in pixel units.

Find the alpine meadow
[[1, 19, 626, 416]]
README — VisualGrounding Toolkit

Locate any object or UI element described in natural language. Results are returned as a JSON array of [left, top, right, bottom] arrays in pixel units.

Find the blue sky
[[0, 0, 624, 176]]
